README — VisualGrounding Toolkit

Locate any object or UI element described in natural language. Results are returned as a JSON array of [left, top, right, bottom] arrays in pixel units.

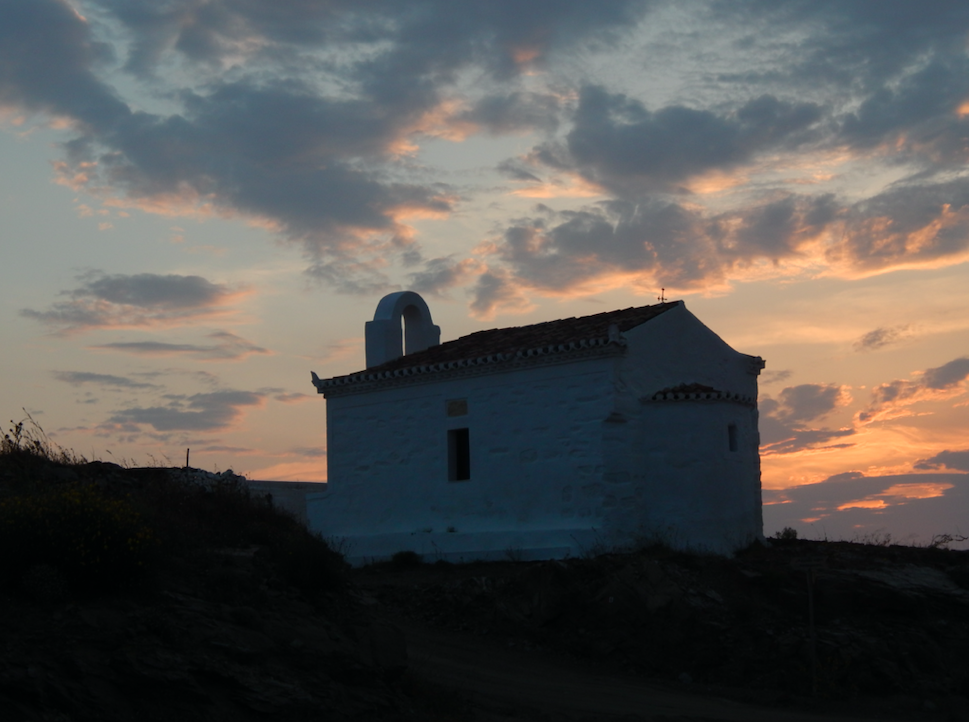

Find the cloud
[[290, 446, 327, 458], [255, 387, 312, 404], [466, 4, 969, 310], [478, 173, 969, 310], [551, 86, 822, 195], [763, 471, 969, 544], [456, 92, 562, 135], [781, 475, 962, 510], [766, 471, 889, 508], [8, 0, 969, 304], [713, 2, 969, 95], [759, 428, 855, 456], [915, 449, 969, 473], [853, 325, 911, 352], [479, 200, 722, 296], [196, 445, 254, 454], [766, 384, 852, 424], [105, 389, 265, 432], [825, 178, 969, 276], [2, 0, 648, 292], [759, 383, 854, 454], [0, 0, 128, 127], [90, 331, 268, 360], [21, 272, 245, 332], [96, 0, 648, 80], [469, 269, 535, 320], [837, 58, 969, 153], [734, 5, 969, 168], [857, 356, 969, 424], [760, 369, 792, 386], [52, 371, 158, 389], [273, 392, 310, 404], [497, 158, 543, 183], [475, 193, 840, 305], [923, 357, 969, 389], [408, 256, 481, 296]]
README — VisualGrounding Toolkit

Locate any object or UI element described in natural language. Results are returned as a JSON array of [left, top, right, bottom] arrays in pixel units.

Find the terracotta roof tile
[[364, 300, 679, 374]]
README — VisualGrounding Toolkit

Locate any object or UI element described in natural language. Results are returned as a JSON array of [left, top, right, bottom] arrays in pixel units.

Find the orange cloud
[[388, 99, 479, 155], [837, 498, 887, 511], [510, 173, 604, 199], [53, 161, 98, 191], [826, 205, 969, 280], [761, 402, 969, 496], [102, 191, 219, 219], [879, 482, 954, 499], [833, 481, 954, 513], [685, 169, 749, 195]]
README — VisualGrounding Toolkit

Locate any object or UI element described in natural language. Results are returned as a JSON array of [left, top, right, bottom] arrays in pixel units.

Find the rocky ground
[[2, 448, 969, 720], [358, 537, 969, 720]]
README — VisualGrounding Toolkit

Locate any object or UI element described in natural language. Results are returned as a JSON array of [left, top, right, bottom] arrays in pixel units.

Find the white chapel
[[307, 291, 765, 565]]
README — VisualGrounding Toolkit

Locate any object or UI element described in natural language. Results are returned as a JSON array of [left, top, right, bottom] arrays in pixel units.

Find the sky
[[2, 0, 969, 545]]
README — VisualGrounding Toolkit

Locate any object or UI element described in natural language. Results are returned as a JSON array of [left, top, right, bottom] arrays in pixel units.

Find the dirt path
[[398, 618, 905, 722]]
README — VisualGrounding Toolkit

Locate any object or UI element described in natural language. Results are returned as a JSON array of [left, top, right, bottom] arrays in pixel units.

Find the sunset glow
[[3, 0, 969, 546]]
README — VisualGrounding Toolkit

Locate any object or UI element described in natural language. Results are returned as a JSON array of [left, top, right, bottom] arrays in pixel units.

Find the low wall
[[244, 480, 324, 527]]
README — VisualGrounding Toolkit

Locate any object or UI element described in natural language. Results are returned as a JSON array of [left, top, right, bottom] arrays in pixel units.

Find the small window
[[448, 428, 471, 481], [728, 423, 738, 452]]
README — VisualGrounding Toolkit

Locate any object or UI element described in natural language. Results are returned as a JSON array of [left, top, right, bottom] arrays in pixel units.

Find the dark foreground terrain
[[2, 439, 968, 721], [360, 540, 969, 721]]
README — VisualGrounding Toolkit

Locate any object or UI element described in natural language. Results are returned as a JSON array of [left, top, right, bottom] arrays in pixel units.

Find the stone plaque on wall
[[446, 399, 468, 417]]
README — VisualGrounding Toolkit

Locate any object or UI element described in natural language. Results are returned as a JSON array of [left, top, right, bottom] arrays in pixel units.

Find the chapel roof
[[313, 300, 681, 393], [368, 300, 679, 373]]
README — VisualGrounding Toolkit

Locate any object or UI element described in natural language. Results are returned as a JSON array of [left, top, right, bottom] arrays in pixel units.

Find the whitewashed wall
[[596, 304, 763, 552], [307, 302, 763, 564], [309, 356, 618, 562]]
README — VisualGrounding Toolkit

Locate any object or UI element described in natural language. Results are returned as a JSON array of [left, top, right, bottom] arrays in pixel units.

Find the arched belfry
[[365, 291, 441, 368]]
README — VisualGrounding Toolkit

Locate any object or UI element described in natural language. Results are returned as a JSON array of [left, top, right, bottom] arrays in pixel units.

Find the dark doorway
[[448, 428, 471, 481]]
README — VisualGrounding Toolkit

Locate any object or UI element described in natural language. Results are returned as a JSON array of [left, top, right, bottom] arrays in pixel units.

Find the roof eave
[[314, 338, 627, 398]]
